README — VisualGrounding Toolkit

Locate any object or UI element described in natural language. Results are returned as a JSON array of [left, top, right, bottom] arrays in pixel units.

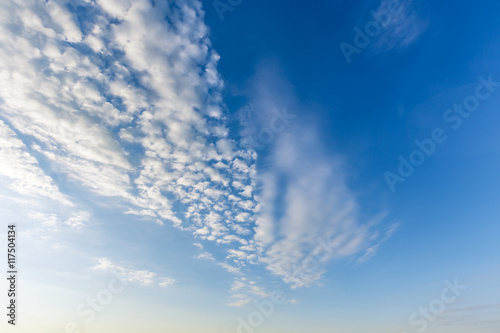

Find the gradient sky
[[1, 0, 500, 332]]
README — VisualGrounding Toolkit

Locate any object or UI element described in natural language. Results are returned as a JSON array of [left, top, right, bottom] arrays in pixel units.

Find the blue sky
[[1, 0, 500, 332]]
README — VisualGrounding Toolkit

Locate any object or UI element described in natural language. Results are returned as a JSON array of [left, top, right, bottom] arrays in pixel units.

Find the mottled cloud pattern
[[0, 0, 392, 304]]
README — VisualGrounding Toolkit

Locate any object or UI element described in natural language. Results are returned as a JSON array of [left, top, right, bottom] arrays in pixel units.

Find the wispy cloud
[[196, 251, 242, 274], [373, 0, 428, 53], [431, 303, 500, 328], [28, 211, 90, 229], [255, 127, 380, 287], [240, 64, 394, 288], [93, 258, 175, 287], [356, 222, 399, 264]]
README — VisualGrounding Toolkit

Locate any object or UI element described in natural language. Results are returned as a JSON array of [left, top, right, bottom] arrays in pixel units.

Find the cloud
[[28, 211, 91, 228], [93, 258, 175, 287], [0, 0, 133, 201], [431, 303, 500, 328], [241, 64, 394, 288], [255, 128, 377, 287], [373, 0, 428, 53], [158, 277, 176, 287], [1, 3, 263, 292], [227, 277, 269, 307], [0, 0, 396, 300], [0, 0, 258, 265], [196, 252, 242, 274], [356, 222, 399, 264], [0, 120, 72, 206]]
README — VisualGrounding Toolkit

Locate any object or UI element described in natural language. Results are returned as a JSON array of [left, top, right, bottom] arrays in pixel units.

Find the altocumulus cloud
[[0, 0, 394, 303], [0, 0, 258, 266]]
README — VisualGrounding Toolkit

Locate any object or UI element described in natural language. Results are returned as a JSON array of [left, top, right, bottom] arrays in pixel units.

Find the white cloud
[[93, 258, 175, 287], [243, 65, 394, 288], [197, 252, 242, 274], [197, 252, 215, 261], [46, 0, 83, 43], [255, 129, 376, 287], [29, 211, 90, 228], [1, 0, 257, 294], [158, 277, 176, 287], [0, 120, 72, 206], [0, 0, 259, 246], [227, 277, 270, 307]]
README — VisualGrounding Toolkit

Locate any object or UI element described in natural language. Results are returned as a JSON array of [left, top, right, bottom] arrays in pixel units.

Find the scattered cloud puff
[[227, 277, 269, 307], [93, 258, 175, 287]]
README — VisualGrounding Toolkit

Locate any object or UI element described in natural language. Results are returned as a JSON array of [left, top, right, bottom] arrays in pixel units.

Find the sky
[[0, 0, 500, 332]]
